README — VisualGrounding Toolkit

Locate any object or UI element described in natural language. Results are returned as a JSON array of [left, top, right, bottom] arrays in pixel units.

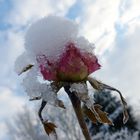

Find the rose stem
[[64, 85, 92, 140]]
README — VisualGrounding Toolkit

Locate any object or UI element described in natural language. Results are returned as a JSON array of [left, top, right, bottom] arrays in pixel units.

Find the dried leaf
[[88, 77, 129, 124], [18, 64, 34, 75], [69, 82, 103, 123], [57, 99, 66, 109], [83, 104, 113, 125], [43, 121, 57, 135], [83, 105, 97, 124], [94, 104, 113, 125], [88, 77, 103, 90]]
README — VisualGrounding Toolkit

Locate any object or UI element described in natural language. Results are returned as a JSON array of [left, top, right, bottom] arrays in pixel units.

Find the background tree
[[92, 128, 139, 140], [86, 90, 139, 137], [6, 92, 140, 140], [6, 104, 84, 140], [6, 107, 48, 140]]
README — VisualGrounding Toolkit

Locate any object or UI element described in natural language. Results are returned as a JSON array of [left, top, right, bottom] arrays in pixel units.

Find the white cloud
[[0, 87, 28, 140], [0, 87, 25, 140], [119, 0, 140, 24], [94, 22, 140, 106], [77, 0, 140, 55], [0, 30, 25, 91], [5, 0, 76, 27], [0, 87, 25, 117], [78, 0, 120, 54], [72, 0, 140, 107], [0, 122, 8, 140]]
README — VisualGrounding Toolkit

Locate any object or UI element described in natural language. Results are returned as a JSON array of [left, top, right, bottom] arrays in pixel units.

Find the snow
[[25, 15, 78, 60], [15, 15, 97, 106], [69, 82, 102, 122], [22, 66, 41, 98], [40, 84, 58, 105], [70, 82, 95, 106], [74, 36, 95, 53], [22, 66, 59, 106], [14, 51, 34, 75], [93, 128, 139, 140], [15, 15, 95, 73], [69, 82, 94, 107], [70, 82, 94, 107], [70, 82, 88, 94]]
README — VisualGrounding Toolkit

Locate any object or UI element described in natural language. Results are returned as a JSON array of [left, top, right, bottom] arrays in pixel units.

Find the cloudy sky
[[0, 0, 140, 139]]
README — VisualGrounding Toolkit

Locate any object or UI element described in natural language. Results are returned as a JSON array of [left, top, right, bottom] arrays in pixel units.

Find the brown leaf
[[94, 104, 113, 125], [83, 105, 97, 124], [18, 64, 34, 75], [83, 104, 113, 125], [88, 77, 103, 90], [88, 77, 129, 124], [43, 121, 57, 135]]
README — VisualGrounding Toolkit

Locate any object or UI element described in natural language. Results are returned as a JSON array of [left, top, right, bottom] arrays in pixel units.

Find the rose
[[15, 16, 128, 139], [37, 42, 101, 82]]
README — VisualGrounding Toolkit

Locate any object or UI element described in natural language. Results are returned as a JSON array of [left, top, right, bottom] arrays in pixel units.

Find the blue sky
[[0, 0, 140, 139]]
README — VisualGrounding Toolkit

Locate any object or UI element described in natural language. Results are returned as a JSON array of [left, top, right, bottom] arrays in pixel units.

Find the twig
[[38, 100, 47, 122]]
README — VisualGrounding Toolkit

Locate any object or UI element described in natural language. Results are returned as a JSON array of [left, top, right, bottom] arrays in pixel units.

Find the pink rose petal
[[80, 52, 101, 74], [37, 43, 101, 81], [36, 55, 58, 81], [57, 43, 88, 82]]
